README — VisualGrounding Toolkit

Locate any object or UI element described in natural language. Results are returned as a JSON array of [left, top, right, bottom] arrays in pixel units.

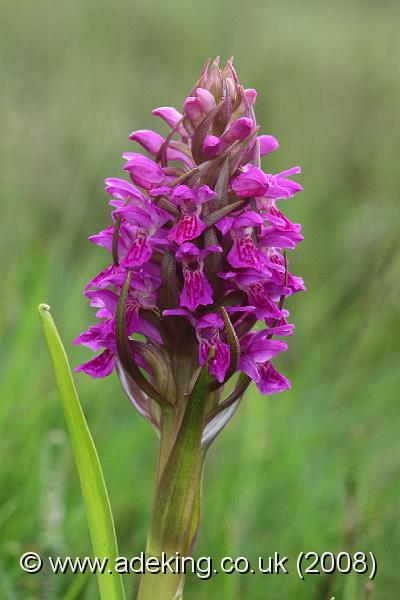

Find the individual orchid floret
[[258, 134, 279, 156], [167, 184, 216, 244], [245, 88, 257, 106], [203, 135, 223, 159], [263, 167, 303, 200], [231, 166, 271, 198], [74, 283, 159, 378], [222, 117, 254, 143], [123, 152, 165, 189], [201, 117, 255, 160], [104, 178, 146, 203], [224, 211, 266, 269], [129, 129, 166, 155], [183, 96, 204, 127], [129, 130, 194, 167], [152, 106, 187, 138], [196, 87, 217, 113], [75, 347, 117, 378], [176, 242, 222, 311], [161, 308, 230, 383], [195, 313, 231, 383], [110, 208, 167, 268], [219, 269, 284, 321], [238, 330, 290, 394]]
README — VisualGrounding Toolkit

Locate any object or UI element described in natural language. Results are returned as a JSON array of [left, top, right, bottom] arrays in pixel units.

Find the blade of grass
[[38, 303, 125, 600]]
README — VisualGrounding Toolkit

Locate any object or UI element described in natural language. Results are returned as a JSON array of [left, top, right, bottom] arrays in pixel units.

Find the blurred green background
[[1, 0, 400, 598]]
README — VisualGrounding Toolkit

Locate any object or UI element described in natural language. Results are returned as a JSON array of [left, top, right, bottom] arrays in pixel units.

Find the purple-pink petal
[[203, 135, 222, 159], [168, 214, 205, 244], [258, 135, 279, 156], [256, 362, 291, 395], [75, 349, 115, 378], [222, 117, 254, 143], [231, 167, 270, 198], [152, 106, 187, 137], [180, 269, 214, 312], [123, 153, 165, 189], [129, 129, 164, 154]]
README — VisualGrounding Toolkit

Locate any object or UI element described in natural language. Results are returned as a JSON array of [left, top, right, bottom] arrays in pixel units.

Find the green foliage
[[38, 305, 125, 600], [1, 0, 400, 598], [138, 361, 211, 600]]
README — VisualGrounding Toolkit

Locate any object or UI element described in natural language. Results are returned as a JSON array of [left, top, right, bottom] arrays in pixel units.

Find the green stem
[[137, 462, 205, 600], [137, 363, 211, 600]]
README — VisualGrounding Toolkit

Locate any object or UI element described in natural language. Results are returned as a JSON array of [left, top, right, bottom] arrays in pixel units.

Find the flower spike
[[75, 56, 304, 429]]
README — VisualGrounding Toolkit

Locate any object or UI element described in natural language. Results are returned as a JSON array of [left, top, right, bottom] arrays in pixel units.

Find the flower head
[[75, 58, 304, 432]]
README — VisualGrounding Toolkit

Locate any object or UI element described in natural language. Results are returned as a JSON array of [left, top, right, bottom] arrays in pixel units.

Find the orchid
[[70, 57, 304, 599]]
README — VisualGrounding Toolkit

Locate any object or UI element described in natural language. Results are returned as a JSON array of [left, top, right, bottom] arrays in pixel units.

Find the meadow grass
[[1, 0, 400, 598]]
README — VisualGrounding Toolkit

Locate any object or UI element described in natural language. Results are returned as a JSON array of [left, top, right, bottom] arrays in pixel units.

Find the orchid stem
[[137, 363, 211, 600]]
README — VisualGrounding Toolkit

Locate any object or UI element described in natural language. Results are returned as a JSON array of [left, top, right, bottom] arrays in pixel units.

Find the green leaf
[[38, 304, 125, 600], [203, 199, 245, 228], [112, 215, 122, 266]]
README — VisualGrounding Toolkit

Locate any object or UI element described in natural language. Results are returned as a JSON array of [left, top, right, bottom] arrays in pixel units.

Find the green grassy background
[[1, 0, 400, 598]]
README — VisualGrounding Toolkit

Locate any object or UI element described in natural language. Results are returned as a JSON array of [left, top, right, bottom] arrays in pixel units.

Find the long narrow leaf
[[38, 304, 125, 600]]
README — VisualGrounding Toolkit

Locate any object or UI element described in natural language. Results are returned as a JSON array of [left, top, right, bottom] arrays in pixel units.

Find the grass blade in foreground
[[38, 304, 125, 600]]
